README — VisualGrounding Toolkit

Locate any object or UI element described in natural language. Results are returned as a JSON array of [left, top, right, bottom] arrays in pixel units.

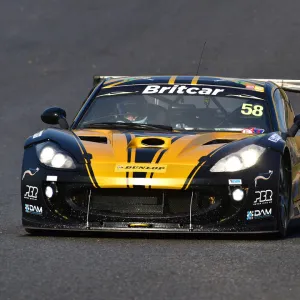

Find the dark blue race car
[[21, 76, 300, 238]]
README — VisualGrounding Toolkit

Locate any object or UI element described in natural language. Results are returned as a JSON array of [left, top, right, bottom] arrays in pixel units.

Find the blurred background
[[1, 1, 300, 300]]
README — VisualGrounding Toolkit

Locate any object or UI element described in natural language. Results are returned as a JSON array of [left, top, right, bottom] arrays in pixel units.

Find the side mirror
[[41, 107, 69, 129], [287, 114, 300, 137]]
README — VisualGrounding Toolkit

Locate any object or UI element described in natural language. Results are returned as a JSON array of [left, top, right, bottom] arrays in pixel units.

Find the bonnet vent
[[141, 138, 165, 146], [79, 136, 108, 143], [203, 139, 234, 145]]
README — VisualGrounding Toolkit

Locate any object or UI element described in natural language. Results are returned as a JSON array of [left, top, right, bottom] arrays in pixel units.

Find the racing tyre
[[277, 159, 290, 238]]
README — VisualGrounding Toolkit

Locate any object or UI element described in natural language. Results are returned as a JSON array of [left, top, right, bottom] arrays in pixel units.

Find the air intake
[[203, 139, 234, 145], [141, 138, 165, 146], [79, 136, 108, 143]]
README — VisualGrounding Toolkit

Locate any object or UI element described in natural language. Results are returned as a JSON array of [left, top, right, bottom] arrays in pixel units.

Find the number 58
[[241, 103, 263, 116]]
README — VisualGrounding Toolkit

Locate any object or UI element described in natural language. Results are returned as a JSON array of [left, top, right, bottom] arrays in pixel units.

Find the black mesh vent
[[203, 139, 234, 145], [90, 189, 193, 215], [141, 138, 165, 146], [79, 136, 107, 143]]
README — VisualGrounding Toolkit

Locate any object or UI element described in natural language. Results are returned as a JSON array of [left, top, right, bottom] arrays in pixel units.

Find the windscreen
[[77, 85, 271, 132]]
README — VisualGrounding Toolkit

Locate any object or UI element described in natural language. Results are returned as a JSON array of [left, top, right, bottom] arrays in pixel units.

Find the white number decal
[[241, 104, 264, 116]]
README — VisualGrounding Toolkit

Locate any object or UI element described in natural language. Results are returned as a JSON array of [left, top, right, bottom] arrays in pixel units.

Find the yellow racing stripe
[[128, 148, 136, 188], [168, 76, 177, 84], [209, 143, 228, 158], [184, 161, 206, 190], [73, 134, 97, 188], [145, 148, 165, 189], [191, 76, 200, 85], [85, 164, 97, 188], [103, 79, 127, 89]]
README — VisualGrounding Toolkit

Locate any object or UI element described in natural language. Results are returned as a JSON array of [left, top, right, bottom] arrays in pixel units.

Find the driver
[[117, 98, 148, 123]]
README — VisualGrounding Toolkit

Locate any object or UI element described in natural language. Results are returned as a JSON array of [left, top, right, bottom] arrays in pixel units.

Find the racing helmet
[[117, 97, 148, 123]]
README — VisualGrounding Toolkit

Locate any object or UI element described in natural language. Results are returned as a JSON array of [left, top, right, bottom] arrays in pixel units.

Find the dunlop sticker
[[115, 164, 167, 173]]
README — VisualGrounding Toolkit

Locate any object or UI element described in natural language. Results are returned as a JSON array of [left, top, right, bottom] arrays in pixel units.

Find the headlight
[[36, 142, 76, 169], [210, 145, 265, 172]]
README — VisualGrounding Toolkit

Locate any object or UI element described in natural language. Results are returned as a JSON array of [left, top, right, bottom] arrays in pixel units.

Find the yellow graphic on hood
[[74, 129, 250, 189]]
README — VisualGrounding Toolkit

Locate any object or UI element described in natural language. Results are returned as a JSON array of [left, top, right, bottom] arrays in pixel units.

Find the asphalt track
[[2, 1, 300, 299]]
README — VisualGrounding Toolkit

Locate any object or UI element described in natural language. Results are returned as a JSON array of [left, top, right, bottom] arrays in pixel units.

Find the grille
[[59, 185, 239, 224], [86, 189, 220, 217], [94, 194, 163, 214]]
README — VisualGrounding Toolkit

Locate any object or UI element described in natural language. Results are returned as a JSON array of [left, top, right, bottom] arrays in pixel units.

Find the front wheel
[[277, 159, 291, 238]]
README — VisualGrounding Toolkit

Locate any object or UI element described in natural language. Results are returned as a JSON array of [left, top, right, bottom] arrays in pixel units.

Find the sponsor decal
[[32, 130, 44, 139], [254, 170, 273, 187], [247, 208, 272, 220], [142, 85, 224, 95], [24, 204, 43, 216], [254, 86, 264, 92], [241, 127, 265, 134], [22, 167, 39, 180], [235, 81, 264, 92], [254, 190, 273, 205], [228, 179, 242, 185], [268, 133, 281, 143], [115, 163, 167, 173], [46, 175, 58, 182], [24, 185, 38, 200], [245, 84, 255, 90]]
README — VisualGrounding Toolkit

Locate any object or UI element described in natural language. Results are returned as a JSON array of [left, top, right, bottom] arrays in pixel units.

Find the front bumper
[[21, 148, 280, 233], [22, 178, 278, 233]]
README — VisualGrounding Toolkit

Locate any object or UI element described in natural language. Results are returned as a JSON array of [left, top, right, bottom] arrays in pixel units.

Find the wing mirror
[[41, 107, 69, 129], [287, 114, 300, 137]]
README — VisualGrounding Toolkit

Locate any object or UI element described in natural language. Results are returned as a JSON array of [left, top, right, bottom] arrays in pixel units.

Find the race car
[[21, 75, 300, 237]]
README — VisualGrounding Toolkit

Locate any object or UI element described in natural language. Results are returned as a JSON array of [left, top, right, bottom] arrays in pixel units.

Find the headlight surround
[[210, 144, 265, 172], [36, 142, 76, 169]]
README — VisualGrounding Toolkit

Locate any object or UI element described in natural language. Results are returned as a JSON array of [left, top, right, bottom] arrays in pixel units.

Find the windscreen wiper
[[82, 122, 173, 131]]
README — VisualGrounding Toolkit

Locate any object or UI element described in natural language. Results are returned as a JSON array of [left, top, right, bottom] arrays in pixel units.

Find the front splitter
[[23, 218, 277, 234]]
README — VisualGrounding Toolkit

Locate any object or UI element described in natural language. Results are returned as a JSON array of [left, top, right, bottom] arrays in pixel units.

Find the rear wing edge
[[251, 79, 300, 92], [93, 76, 126, 87], [93, 76, 300, 93]]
